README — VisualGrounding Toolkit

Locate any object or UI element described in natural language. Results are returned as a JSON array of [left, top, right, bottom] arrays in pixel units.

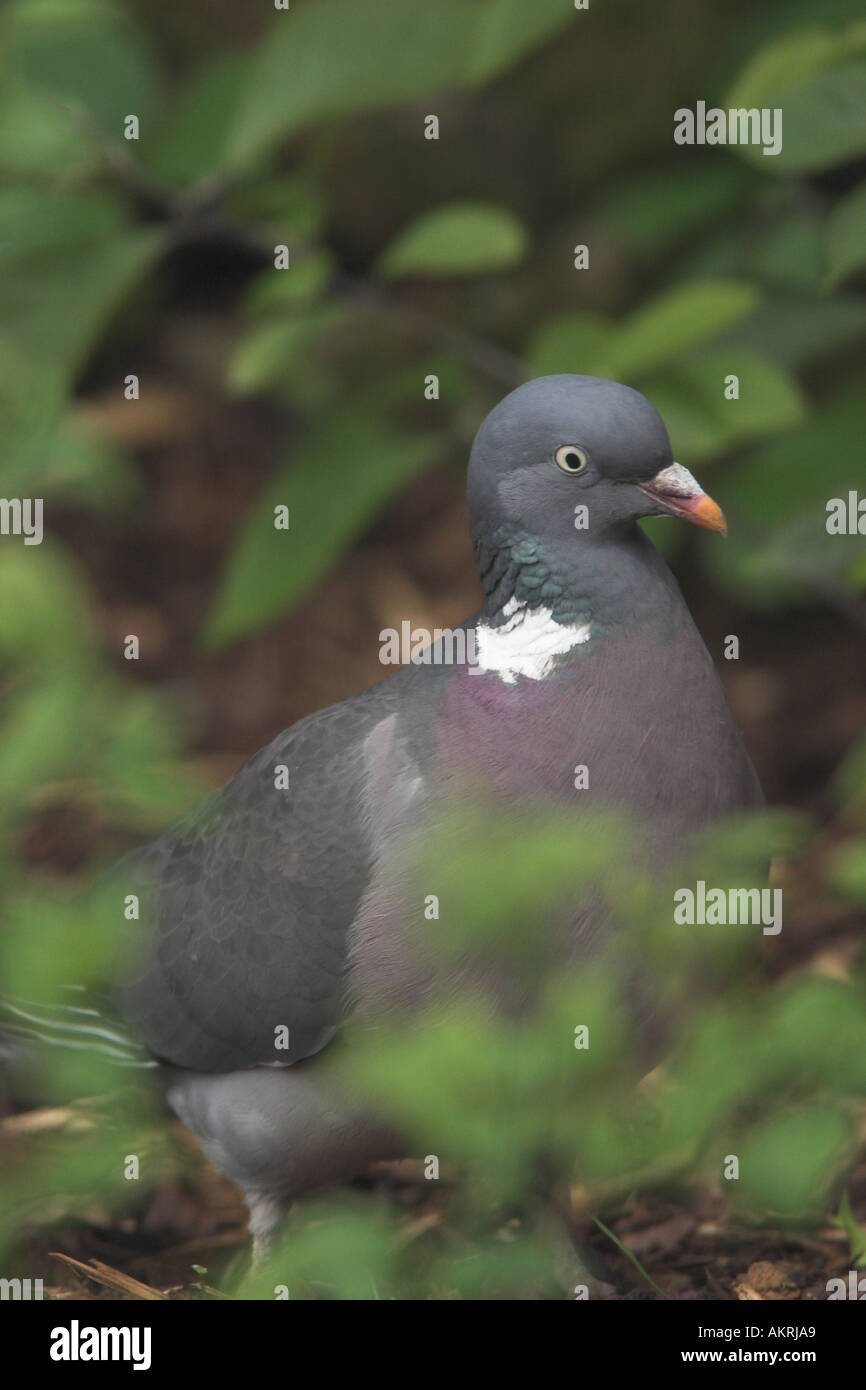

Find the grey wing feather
[[116, 695, 394, 1071]]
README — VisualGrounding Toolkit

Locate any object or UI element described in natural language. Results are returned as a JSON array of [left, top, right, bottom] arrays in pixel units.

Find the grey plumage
[[5, 375, 762, 1256]]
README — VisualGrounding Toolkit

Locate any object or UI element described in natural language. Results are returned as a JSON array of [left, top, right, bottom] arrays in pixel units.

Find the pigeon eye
[[555, 445, 589, 475]]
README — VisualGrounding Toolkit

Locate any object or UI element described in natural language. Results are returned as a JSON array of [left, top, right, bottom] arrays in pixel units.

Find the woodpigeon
[[4, 375, 763, 1258]]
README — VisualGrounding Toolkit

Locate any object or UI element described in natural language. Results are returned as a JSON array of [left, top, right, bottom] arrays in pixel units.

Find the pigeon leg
[[246, 1190, 289, 1267]]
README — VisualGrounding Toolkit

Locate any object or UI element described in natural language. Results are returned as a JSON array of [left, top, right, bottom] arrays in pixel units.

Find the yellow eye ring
[[555, 444, 589, 475]]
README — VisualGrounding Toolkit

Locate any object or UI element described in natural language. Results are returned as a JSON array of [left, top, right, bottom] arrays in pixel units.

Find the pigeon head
[[467, 374, 726, 545]]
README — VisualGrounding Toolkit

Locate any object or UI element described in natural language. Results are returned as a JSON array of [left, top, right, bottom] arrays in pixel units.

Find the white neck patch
[[475, 597, 591, 684]]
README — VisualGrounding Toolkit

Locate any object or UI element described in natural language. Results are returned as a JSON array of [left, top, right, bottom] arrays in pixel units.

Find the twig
[[50, 1252, 169, 1300]]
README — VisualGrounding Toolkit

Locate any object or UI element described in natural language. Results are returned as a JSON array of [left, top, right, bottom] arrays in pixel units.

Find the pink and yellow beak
[[638, 462, 727, 536]]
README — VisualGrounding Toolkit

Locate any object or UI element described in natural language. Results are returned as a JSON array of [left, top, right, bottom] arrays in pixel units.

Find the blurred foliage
[[1, 0, 864, 638], [0, 0, 865, 1297]]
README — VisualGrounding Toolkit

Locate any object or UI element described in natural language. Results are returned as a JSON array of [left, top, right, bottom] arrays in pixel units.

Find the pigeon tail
[[0, 988, 158, 1069]]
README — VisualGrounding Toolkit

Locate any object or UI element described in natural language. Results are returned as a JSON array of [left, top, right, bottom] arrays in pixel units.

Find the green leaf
[[0, 343, 65, 487], [0, 680, 92, 815], [719, 0, 866, 87], [596, 280, 759, 380], [749, 214, 824, 291], [727, 25, 857, 109], [826, 182, 866, 285], [725, 387, 863, 523], [145, 53, 247, 185], [379, 202, 527, 278], [0, 543, 93, 671], [726, 23, 866, 172], [737, 1106, 852, 1219], [829, 841, 866, 905], [0, 188, 125, 263], [205, 410, 436, 648], [0, 77, 87, 175], [526, 312, 613, 378], [716, 514, 862, 607], [833, 1191, 866, 1267], [0, 230, 159, 378], [705, 387, 865, 606], [0, 230, 160, 486], [96, 689, 197, 823], [224, 0, 573, 171], [3, 0, 162, 137], [227, 316, 324, 397], [847, 550, 866, 590], [0, 409, 135, 504], [599, 163, 750, 257], [224, 0, 474, 170], [226, 303, 346, 398], [673, 350, 805, 449], [710, 294, 866, 368], [772, 61, 866, 173], [421, 807, 627, 963], [467, 0, 576, 85], [229, 175, 326, 244], [243, 1196, 397, 1301], [245, 251, 334, 314]]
